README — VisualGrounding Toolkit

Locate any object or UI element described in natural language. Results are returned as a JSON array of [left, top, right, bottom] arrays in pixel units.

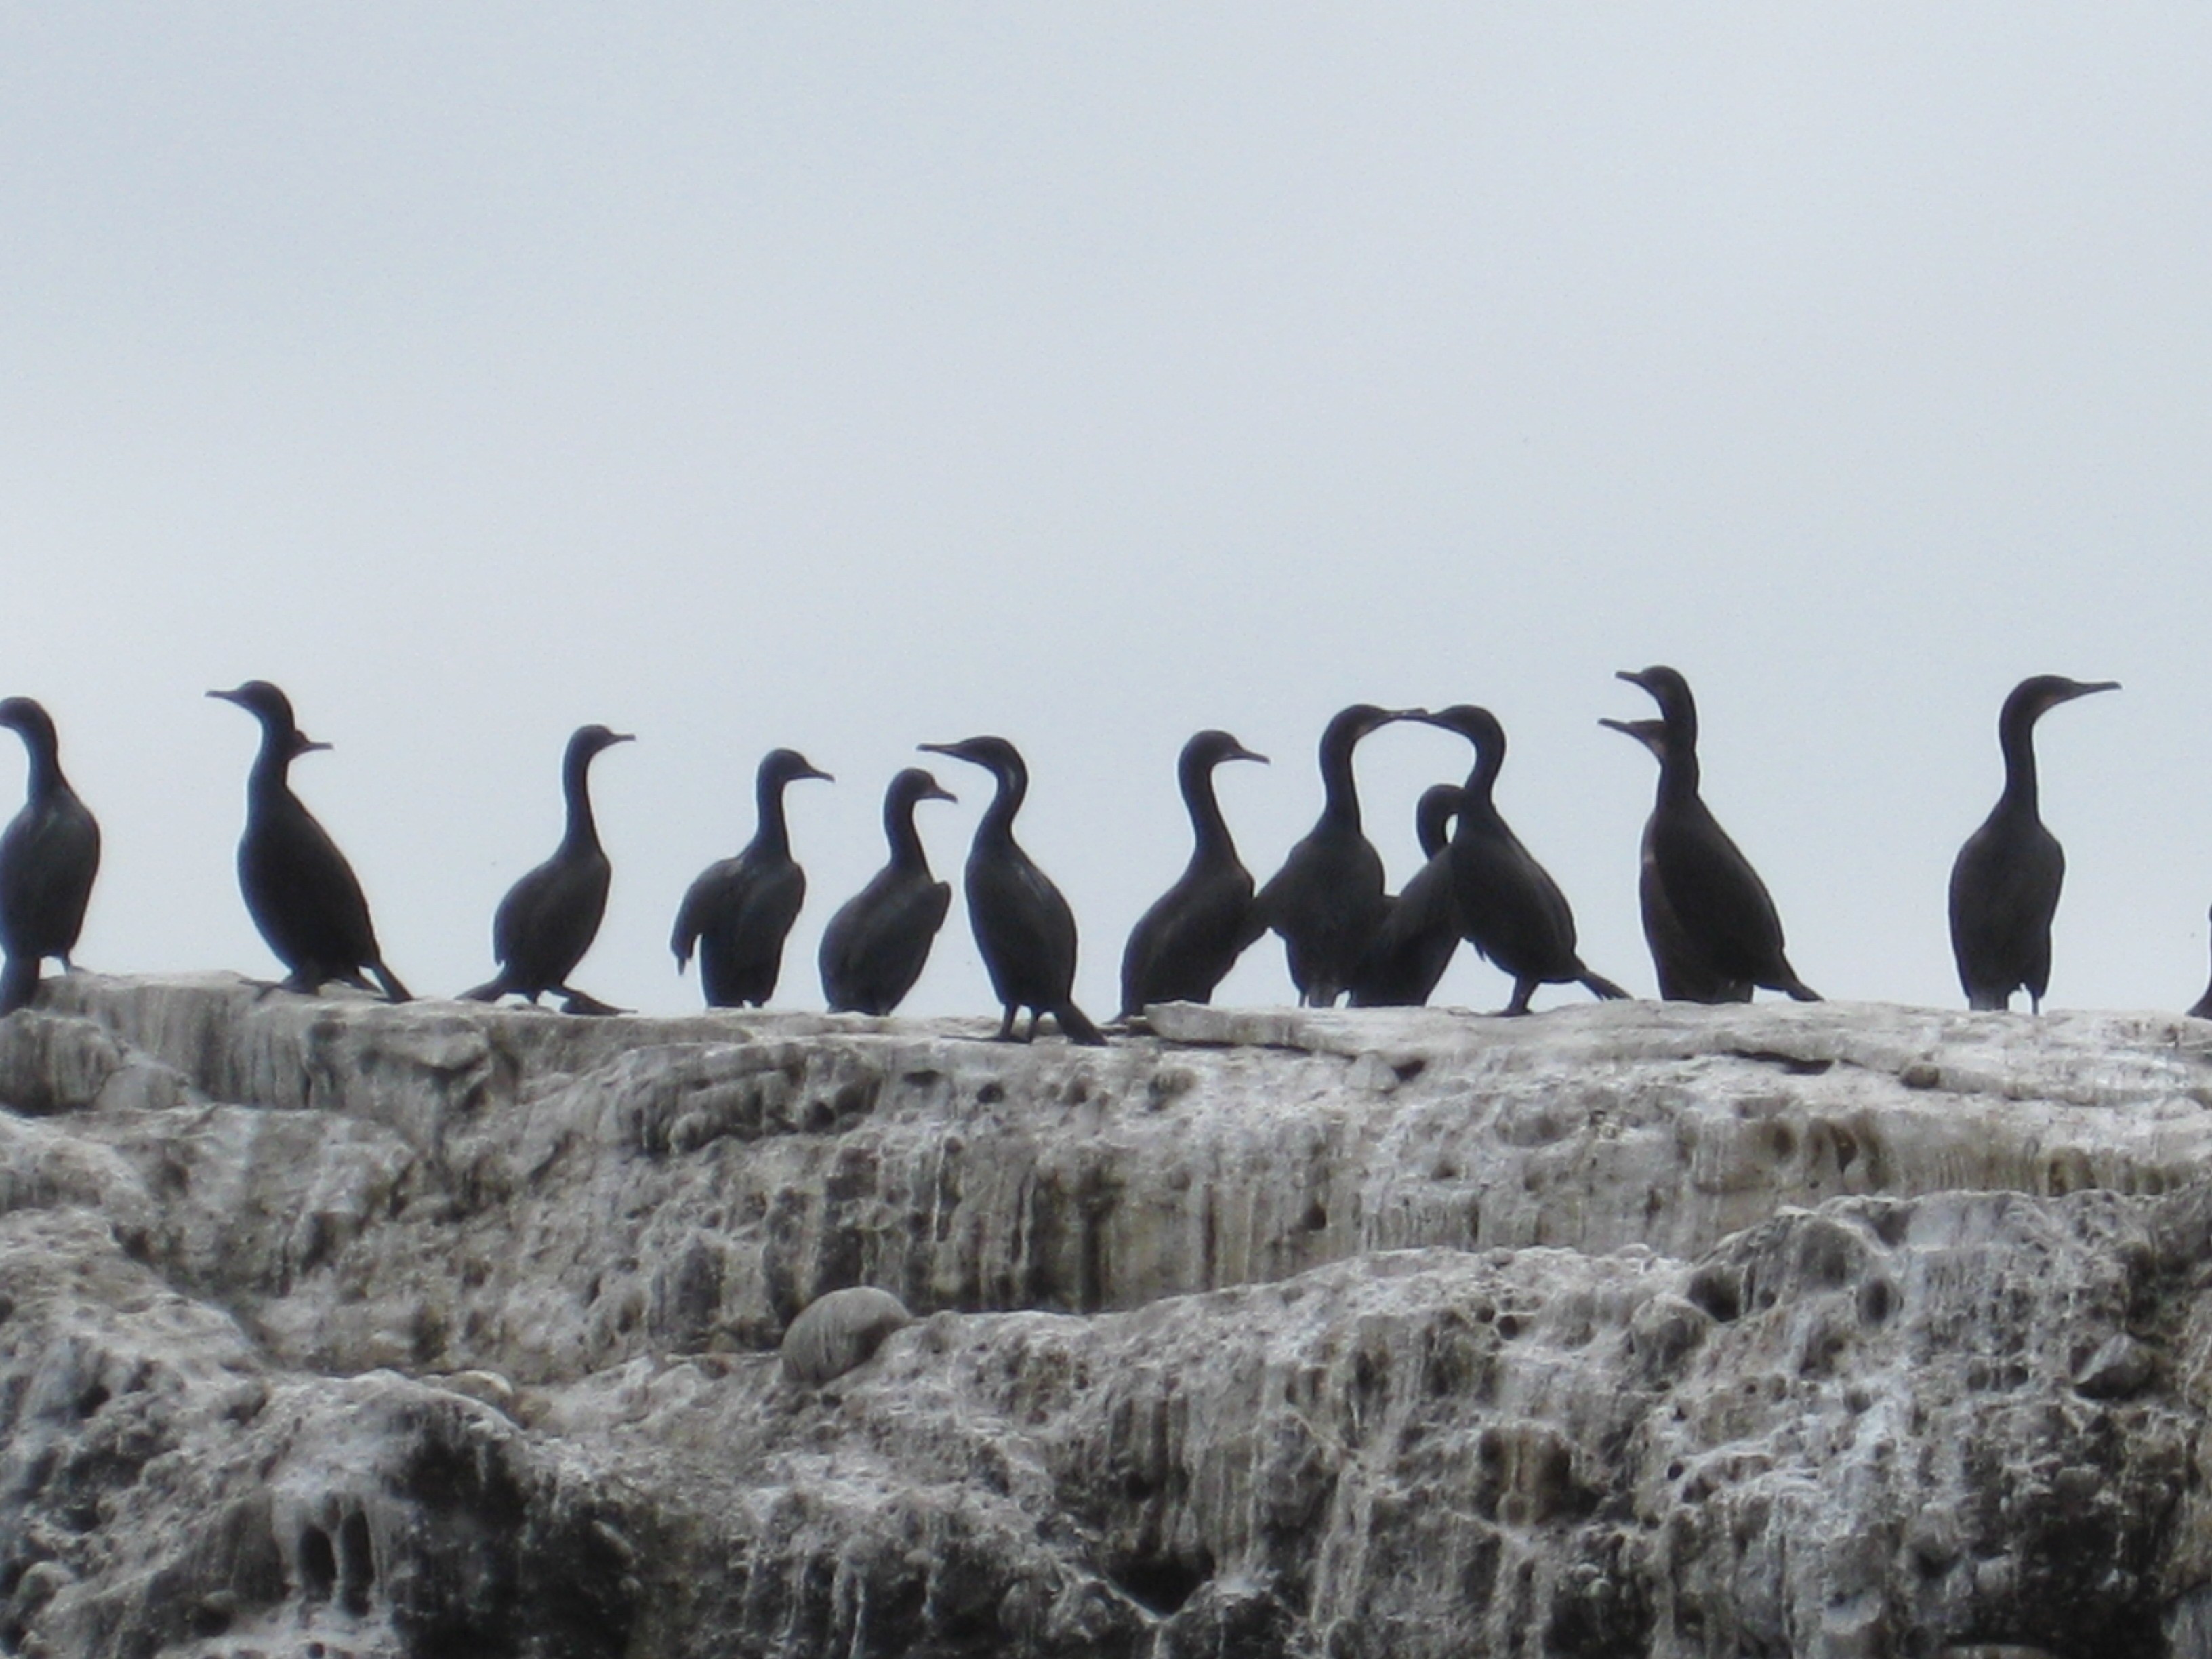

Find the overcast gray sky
[[3, 6, 2209, 1019]]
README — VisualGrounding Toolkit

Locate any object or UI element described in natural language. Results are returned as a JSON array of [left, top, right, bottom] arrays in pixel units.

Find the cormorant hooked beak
[[922, 782, 958, 804], [1229, 745, 1269, 766]]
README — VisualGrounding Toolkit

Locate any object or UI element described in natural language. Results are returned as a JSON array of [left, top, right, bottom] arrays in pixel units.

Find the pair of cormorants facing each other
[[1246, 703, 1627, 1015], [1602, 666, 1821, 1004], [208, 682, 413, 1003], [0, 699, 102, 1016]]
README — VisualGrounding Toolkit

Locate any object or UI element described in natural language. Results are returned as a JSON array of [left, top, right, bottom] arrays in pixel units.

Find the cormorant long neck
[[1180, 752, 1235, 865], [1655, 720, 1702, 805], [248, 722, 299, 801], [1318, 731, 1364, 834], [1996, 700, 2043, 818], [752, 769, 796, 859], [1460, 735, 1505, 816], [885, 787, 932, 871], [560, 744, 602, 855], [16, 724, 62, 804], [976, 758, 1028, 848]]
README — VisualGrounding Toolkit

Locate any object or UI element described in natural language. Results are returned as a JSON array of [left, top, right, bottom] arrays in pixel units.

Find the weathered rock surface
[[0, 972, 2209, 1655]]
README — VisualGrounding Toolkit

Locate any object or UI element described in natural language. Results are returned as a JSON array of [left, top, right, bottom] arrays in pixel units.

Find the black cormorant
[[917, 735, 1106, 1044], [1607, 666, 1818, 1002], [1412, 705, 1629, 1015], [207, 681, 411, 1002], [0, 698, 100, 1015], [462, 724, 633, 1015], [1347, 783, 1462, 1008], [672, 747, 832, 1008], [1117, 729, 1268, 1019], [1597, 717, 1751, 1002], [1252, 704, 1418, 1006], [819, 767, 958, 1015], [1948, 674, 2118, 1012]]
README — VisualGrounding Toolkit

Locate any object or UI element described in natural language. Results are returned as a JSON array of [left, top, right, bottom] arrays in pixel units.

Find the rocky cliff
[[0, 975, 2209, 1658]]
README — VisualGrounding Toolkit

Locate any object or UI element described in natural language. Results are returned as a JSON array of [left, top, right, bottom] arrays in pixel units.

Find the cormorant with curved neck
[[1607, 666, 1818, 1002], [917, 735, 1106, 1044], [819, 767, 958, 1015], [1412, 705, 1629, 1014], [1347, 783, 1462, 1008], [1253, 704, 1419, 1006], [672, 747, 832, 1008], [1118, 729, 1268, 1019], [1597, 717, 1750, 1002], [207, 681, 411, 1002], [0, 698, 100, 1015], [462, 724, 634, 1015], [1948, 674, 2118, 1012]]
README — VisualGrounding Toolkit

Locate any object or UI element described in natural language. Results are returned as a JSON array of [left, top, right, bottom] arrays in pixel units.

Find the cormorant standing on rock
[[1948, 674, 2118, 1012], [917, 736, 1106, 1044], [672, 748, 832, 1008], [1254, 704, 1419, 1007], [462, 724, 634, 1015], [1413, 705, 1629, 1015], [1598, 718, 1750, 1002], [0, 698, 100, 1015], [1118, 729, 1268, 1019], [207, 682, 411, 1002], [1605, 667, 1819, 1002], [819, 767, 958, 1016], [1347, 783, 1462, 1008]]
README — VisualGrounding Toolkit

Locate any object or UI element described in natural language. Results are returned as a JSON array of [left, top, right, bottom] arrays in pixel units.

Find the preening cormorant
[[1948, 674, 2118, 1012], [1607, 666, 1819, 1002], [462, 724, 634, 1015], [917, 735, 1106, 1044], [1598, 718, 1750, 1002], [207, 681, 411, 1002], [1412, 705, 1629, 1015], [1117, 729, 1268, 1019], [819, 767, 957, 1016], [1347, 783, 1462, 1008], [1253, 704, 1418, 1006], [672, 747, 832, 1008], [0, 698, 100, 1015]]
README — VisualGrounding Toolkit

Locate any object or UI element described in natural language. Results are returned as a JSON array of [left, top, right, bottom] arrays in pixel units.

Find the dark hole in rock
[[1495, 1315, 1522, 1340], [1858, 1279, 1896, 1325], [1393, 1058, 1427, 1083], [338, 1510, 375, 1616], [1686, 1269, 1740, 1323], [977, 1082, 1004, 1106], [1768, 1124, 1797, 1160], [1113, 1549, 1213, 1616], [300, 1525, 337, 1601], [902, 1068, 941, 1088], [1303, 1203, 1329, 1233], [75, 1382, 110, 1419]]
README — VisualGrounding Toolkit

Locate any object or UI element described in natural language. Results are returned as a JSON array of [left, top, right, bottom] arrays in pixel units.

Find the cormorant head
[[759, 748, 834, 790], [888, 767, 958, 809], [567, 724, 636, 765], [1412, 704, 1506, 755], [207, 681, 331, 752], [1597, 716, 1671, 766], [1182, 729, 1268, 771], [2002, 674, 2120, 729], [1318, 704, 1419, 759], [918, 735, 1026, 785], [1614, 666, 1697, 735], [1414, 783, 1462, 858], [0, 697, 58, 756]]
